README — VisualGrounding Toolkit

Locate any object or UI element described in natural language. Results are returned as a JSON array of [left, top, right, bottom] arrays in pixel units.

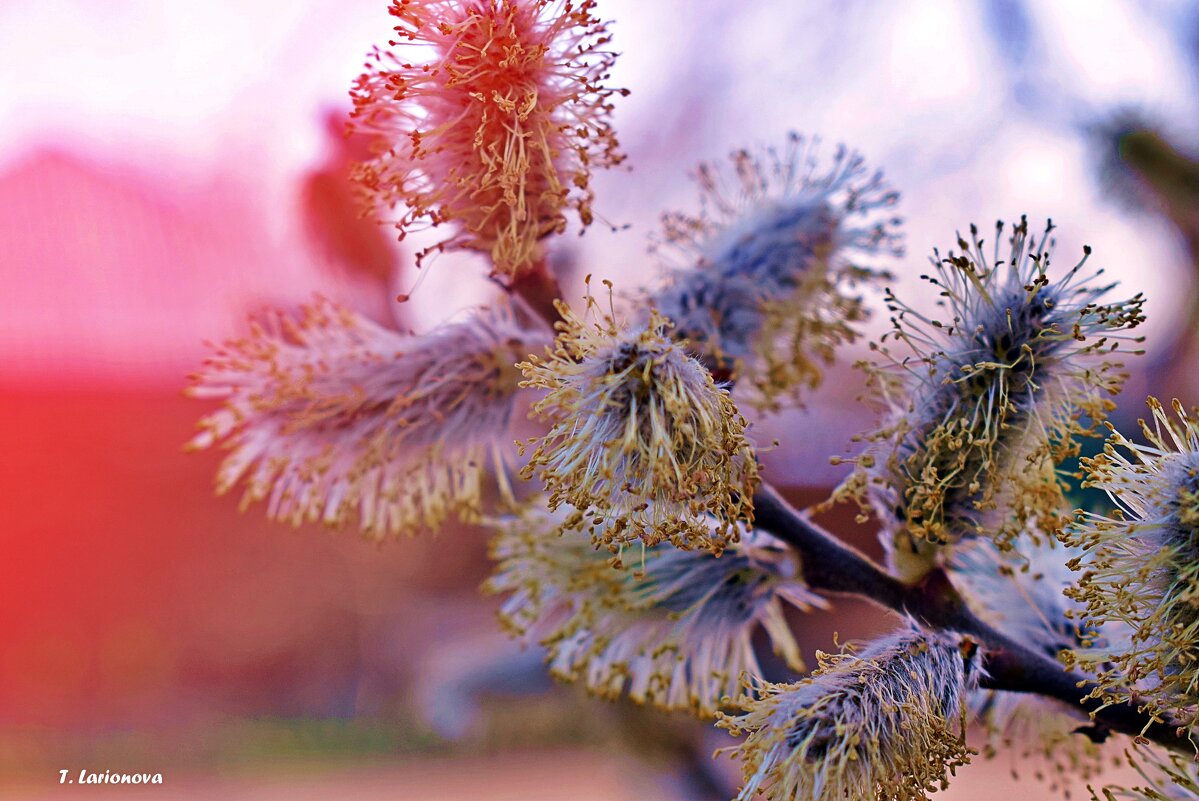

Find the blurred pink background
[[2, 0, 1197, 798]]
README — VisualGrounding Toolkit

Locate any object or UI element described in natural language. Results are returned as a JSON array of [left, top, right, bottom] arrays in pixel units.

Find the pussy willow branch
[[752, 483, 1193, 754], [505, 269, 1191, 753]]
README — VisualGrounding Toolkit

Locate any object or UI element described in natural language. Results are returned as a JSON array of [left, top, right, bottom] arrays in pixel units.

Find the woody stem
[[752, 482, 1192, 754], [505, 257, 563, 327]]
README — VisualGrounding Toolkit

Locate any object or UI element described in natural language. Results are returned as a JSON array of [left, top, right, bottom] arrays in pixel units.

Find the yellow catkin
[[519, 287, 758, 554], [832, 217, 1144, 578], [1062, 397, 1199, 731]]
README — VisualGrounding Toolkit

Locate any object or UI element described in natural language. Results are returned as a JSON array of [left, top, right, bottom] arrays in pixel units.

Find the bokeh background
[[3, 0, 1199, 798]]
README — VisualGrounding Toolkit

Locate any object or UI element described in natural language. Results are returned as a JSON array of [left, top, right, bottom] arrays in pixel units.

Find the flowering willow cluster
[[186, 2, 1199, 799]]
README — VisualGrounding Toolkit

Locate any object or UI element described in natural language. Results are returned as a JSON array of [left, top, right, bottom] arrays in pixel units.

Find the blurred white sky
[[0, 0, 1195, 380]]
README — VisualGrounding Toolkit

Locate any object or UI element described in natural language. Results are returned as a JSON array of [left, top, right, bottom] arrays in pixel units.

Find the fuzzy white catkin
[[649, 133, 902, 409], [189, 299, 545, 537], [835, 217, 1144, 578], [486, 507, 824, 716], [719, 628, 979, 801]]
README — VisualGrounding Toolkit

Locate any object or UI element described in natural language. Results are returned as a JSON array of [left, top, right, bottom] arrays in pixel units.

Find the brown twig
[[752, 482, 1193, 754], [505, 259, 563, 327]]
